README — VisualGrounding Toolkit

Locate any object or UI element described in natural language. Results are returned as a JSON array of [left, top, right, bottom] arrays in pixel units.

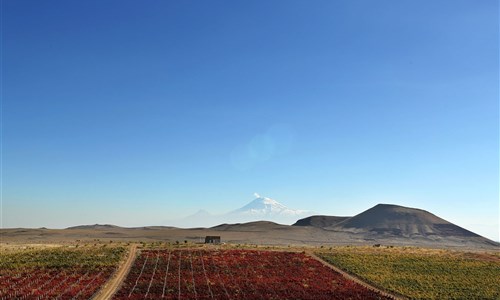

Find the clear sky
[[2, 1, 499, 240]]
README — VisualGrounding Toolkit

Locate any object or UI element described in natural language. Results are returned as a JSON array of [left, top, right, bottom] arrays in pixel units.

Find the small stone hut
[[204, 236, 221, 244]]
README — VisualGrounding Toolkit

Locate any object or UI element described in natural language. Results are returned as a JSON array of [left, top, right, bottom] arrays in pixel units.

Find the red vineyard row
[[0, 266, 114, 300], [114, 249, 391, 300]]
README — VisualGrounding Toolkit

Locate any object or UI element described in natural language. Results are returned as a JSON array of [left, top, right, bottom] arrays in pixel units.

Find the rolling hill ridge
[[2, 203, 497, 249]]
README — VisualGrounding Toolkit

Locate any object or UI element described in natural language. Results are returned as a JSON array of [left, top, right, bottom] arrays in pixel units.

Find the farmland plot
[[115, 249, 391, 299], [318, 247, 500, 300], [0, 246, 124, 300]]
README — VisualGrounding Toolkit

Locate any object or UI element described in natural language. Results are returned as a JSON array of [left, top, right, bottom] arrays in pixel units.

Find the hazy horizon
[[2, 1, 499, 242], [4, 193, 499, 242]]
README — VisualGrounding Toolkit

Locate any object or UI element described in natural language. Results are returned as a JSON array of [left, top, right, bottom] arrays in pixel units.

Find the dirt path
[[307, 252, 408, 300], [93, 244, 138, 300]]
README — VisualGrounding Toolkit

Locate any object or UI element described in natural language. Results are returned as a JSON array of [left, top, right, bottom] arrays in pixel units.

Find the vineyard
[[5, 244, 496, 300], [0, 246, 125, 300], [114, 249, 391, 299], [318, 247, 500, 300]]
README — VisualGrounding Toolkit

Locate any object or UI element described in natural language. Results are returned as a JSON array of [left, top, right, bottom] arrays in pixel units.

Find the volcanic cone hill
[[330, 204, 482, 238]]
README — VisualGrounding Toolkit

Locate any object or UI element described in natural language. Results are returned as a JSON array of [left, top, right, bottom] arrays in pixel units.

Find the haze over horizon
[[2, 1, 498, 241]]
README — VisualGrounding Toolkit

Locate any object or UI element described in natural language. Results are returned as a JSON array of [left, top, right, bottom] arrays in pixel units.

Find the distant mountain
[[168, 194, 313, 228], [178, 209, 214, 225], [228, 194, 311, 218], [330, 204, 483, 238], [293, 215, 350, 227]]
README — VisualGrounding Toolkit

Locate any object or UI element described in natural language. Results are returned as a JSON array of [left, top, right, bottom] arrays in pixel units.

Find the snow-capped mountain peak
[[231, 194, 308, 217], [168, 194, 313, 227]]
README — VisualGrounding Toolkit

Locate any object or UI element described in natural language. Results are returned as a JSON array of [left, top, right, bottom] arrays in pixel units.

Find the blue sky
[[2, 1, 499, 240]]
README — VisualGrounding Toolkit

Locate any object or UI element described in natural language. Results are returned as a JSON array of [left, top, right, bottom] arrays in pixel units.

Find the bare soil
[[93, 244, 138, 300]]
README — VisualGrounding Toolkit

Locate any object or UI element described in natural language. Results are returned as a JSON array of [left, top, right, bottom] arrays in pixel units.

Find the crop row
[[0, 266, 114, 300], [115, 249, 391, 299]]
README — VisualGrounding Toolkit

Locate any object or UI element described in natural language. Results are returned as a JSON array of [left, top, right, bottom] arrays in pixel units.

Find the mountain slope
[[293, 215, 350, 227], [331, 204, 481, 238], [211, 221, 290, 231]]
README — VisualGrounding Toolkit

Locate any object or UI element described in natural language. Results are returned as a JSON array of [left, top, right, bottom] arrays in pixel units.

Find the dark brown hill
[[292, 215, 350, 227], [331, 204, 481, 238], [211, 221, 289, 231], [66, 224, 120, 230]]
